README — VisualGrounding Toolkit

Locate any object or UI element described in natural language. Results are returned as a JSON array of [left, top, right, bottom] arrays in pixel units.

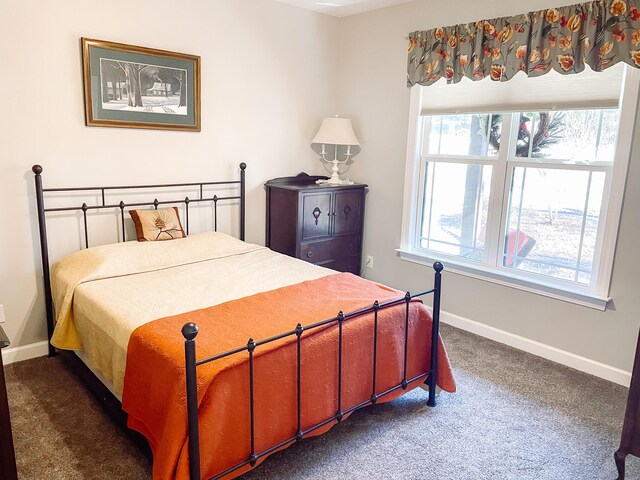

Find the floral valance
[[407, 0, 640, 86]]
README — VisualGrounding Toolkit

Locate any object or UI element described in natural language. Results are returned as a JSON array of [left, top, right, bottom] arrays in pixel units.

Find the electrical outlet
[[366, 255, 374, 269], [0, 305, 5, 323]]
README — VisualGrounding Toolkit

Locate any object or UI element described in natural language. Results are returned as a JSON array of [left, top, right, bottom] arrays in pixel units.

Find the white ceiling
[[273, 0, 414, 17]]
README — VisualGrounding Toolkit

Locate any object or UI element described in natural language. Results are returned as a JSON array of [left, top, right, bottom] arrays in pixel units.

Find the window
[[400, 66, 640, 310], [418, 113, 496, 262]]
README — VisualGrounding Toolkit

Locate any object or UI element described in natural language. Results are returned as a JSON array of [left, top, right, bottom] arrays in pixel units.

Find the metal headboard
[[32, 162, 247, 356]]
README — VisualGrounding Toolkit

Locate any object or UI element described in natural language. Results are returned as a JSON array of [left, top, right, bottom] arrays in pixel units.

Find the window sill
[[396, 248, 610, 311]]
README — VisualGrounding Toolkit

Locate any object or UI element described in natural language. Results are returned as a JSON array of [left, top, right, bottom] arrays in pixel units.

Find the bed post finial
[[32, 165, 43, 175], [240, 162, 247, 170], [182, 322, 199, 340]]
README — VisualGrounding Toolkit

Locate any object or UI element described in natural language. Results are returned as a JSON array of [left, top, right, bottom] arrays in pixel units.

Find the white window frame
[[398, 66, 640, 311]]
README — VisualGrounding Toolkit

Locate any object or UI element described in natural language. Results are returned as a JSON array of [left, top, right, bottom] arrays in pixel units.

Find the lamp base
[[316, 177, 355, 186], [316, 156, 354, 185]]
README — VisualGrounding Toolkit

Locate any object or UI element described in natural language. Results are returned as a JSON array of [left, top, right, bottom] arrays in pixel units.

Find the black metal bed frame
[[32, 163, 246, 357], [31, 163, 444, 480]]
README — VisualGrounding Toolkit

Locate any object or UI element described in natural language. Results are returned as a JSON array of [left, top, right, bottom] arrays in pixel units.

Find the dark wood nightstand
[[0, 325, 17, 480], [265, 173, 367, 275]]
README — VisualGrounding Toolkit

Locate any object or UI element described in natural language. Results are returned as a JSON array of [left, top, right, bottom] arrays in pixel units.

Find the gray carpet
[[5, 324, 637, 479]]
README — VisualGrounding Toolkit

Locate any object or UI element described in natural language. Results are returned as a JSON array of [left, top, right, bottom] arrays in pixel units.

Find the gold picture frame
[[82, 38, 201, 131]]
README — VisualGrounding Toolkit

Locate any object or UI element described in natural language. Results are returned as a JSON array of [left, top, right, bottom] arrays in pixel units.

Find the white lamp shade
[[311, 117, 360, 146]]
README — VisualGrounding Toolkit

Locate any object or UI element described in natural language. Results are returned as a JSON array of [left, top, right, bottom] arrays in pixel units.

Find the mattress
[[50, 232, 333, 397]]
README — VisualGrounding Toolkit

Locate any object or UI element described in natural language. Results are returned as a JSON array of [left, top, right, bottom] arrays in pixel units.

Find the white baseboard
[[1, 340, 49, 365], [436, 309, 632, 387]]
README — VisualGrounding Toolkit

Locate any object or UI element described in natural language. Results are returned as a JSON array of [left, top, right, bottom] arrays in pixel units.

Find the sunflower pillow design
[[130, 207, 186, 241]]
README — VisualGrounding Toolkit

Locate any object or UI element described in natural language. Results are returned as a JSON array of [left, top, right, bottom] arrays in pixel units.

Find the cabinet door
[[301, 193, 332, 239], [333, 190, 362, 236]]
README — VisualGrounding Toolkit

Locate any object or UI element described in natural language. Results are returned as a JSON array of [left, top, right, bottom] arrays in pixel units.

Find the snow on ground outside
[[102, 95, 187, 115], [435, 208, 598, 284]]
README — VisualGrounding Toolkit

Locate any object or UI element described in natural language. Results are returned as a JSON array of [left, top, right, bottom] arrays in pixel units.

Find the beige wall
[[337, 0, 640, 372], [0, 0, 338, 348]]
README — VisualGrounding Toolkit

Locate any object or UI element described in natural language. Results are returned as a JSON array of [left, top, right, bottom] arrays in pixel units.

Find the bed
[[32, 163, 456, 480]]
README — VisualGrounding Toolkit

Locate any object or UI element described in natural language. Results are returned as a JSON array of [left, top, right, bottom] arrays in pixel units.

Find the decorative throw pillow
[[129, 207, 186, 242]]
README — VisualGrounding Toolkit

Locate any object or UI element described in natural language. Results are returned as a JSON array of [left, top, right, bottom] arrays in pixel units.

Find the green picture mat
[[90, 46, 196, 126]]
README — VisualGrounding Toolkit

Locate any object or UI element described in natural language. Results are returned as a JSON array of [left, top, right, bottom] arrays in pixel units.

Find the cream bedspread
[[50, 232, 333, 396]]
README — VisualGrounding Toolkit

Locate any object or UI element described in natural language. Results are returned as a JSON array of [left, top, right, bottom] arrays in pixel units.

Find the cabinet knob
[[312, 207, 322, 226], [306, 251, 314, 258], [348, 243, 354, 250]]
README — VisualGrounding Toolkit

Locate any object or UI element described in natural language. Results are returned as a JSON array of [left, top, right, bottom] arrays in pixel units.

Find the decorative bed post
[[182, 322, 201, 480], [32, 165, 56, 358], [426, 261, 443, 407], [240, 162, 246, 241]]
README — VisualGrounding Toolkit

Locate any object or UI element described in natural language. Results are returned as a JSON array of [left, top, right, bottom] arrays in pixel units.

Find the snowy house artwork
[[147, 82, 171, 96]]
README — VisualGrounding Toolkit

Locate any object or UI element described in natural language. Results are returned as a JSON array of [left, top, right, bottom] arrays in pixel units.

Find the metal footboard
[[182, 261, 444, 480]]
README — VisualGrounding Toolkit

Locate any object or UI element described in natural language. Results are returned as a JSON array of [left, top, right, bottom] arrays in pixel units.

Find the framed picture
[[82, 38, 201, 131]]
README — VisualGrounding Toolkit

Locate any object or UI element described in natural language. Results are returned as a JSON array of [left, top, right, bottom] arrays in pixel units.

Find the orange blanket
[[122, 273, 456, 480]]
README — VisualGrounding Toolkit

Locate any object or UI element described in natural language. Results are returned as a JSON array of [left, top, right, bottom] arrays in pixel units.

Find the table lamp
[[311, 116, 360, 185]]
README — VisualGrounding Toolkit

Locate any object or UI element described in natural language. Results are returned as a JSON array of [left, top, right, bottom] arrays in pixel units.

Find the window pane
[[578, 172, 606, 283], [424, 114, 500, 157], [514, 109, 620, 163], [596, 110, 620, 162], [420, 162, 492, 260], [427, 116, 442, 155], [503, 167, 605, 284]]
